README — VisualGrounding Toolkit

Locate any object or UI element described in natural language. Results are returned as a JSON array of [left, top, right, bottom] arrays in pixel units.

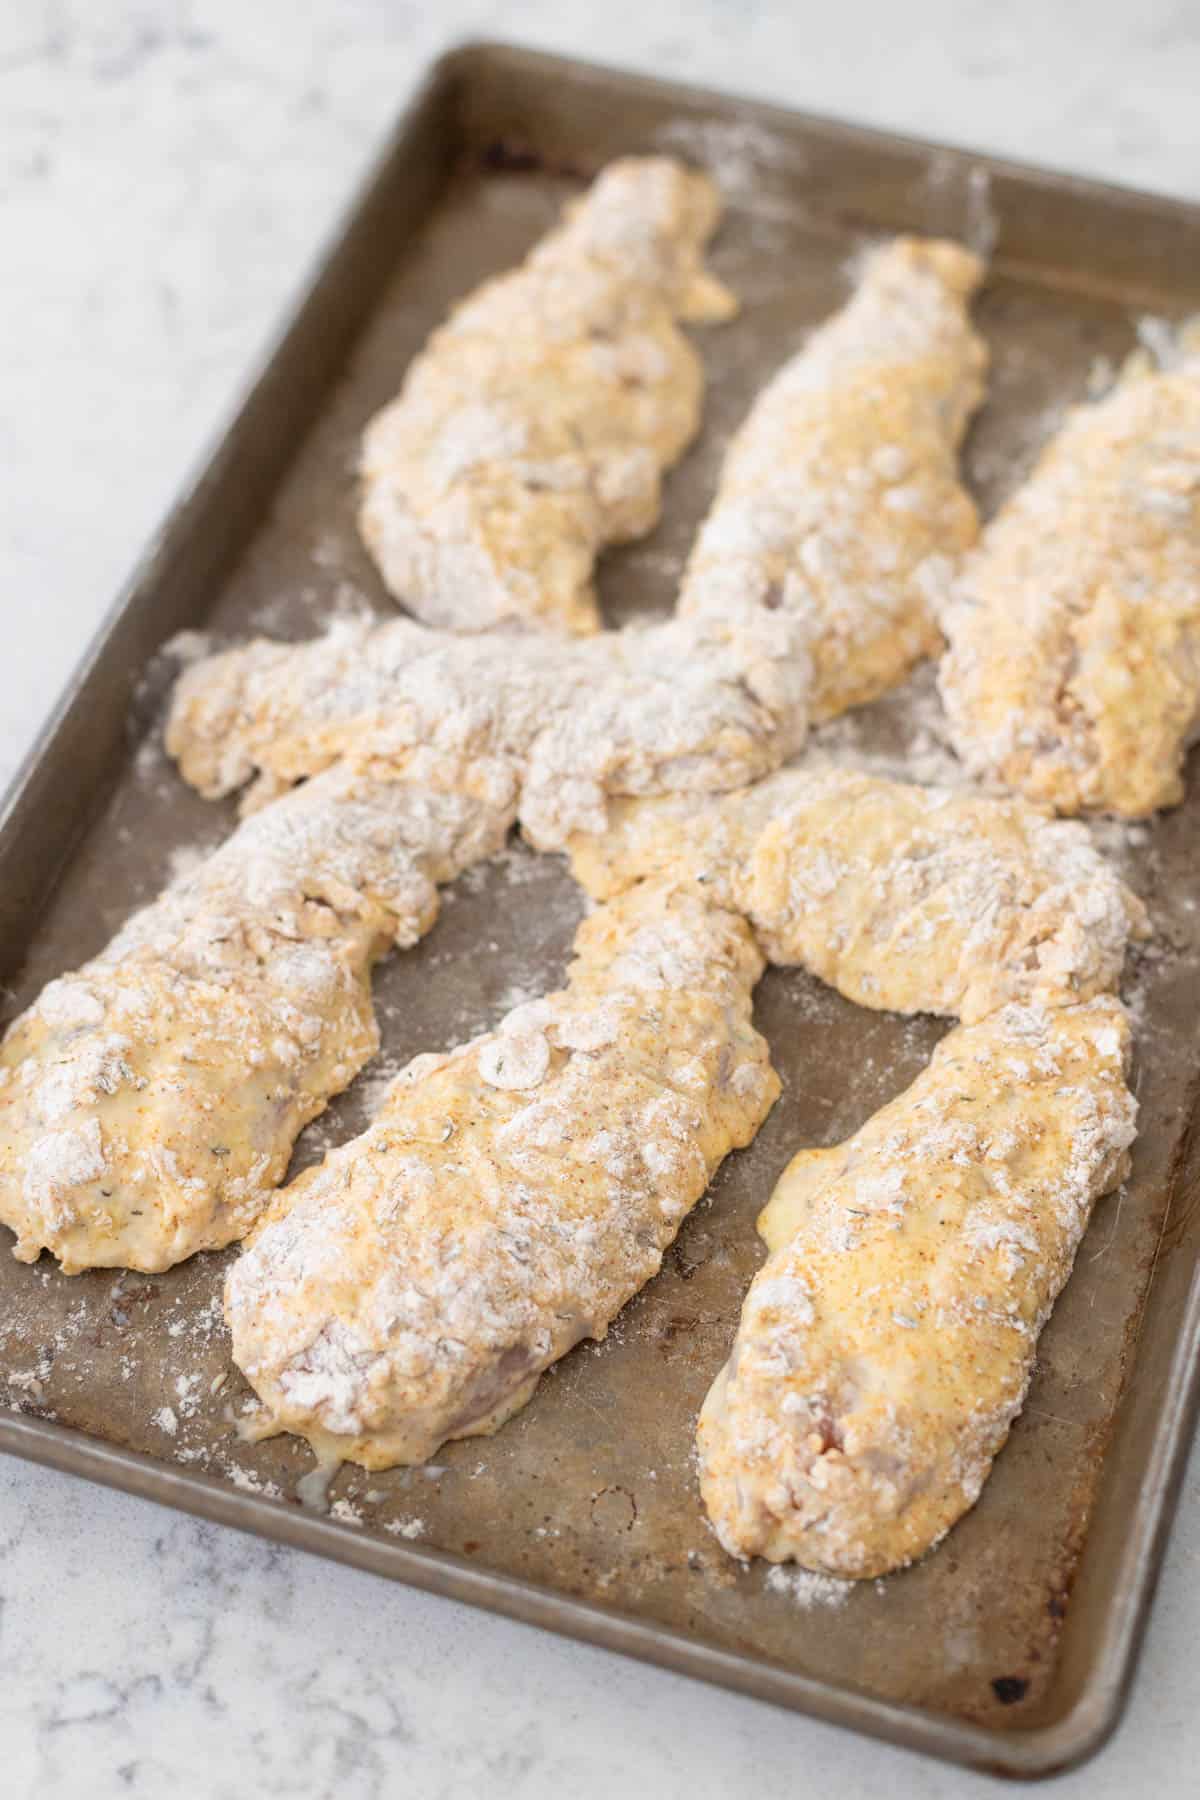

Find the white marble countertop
[[3, 4, 1200, 1795]]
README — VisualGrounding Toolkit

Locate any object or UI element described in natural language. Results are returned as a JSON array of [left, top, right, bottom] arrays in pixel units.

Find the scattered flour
[[221, 1461, 283, 1500], [764, 1564, 854, 1609], [805, 662, 965, 788], [384, 1517, 425, 1540]]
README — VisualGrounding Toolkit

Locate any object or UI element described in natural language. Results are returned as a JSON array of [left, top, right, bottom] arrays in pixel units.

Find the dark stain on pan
[[475, 139, 592, 183]]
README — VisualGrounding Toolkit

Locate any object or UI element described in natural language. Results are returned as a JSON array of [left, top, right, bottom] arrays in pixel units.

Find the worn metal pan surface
[[2, 42, 1200, 1779]]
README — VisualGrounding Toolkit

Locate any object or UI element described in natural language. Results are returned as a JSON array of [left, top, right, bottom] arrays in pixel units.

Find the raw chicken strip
[[679, 237, 987, 718], [359, 157, 736, 635], [939, 360, 1200, 816], [697, 999, 1136, 1577], [225, 881, 777, 1469], [566, 768, 1147, 1023], [165, 610, 810, 848], [0, 760, 508, 1273]]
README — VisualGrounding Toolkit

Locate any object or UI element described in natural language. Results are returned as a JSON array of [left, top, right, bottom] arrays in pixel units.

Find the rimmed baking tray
[[2, 41, 1199, 1779]]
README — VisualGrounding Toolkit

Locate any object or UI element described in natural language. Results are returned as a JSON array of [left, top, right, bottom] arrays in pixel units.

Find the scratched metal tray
[[2, 43, 1199, 1779]]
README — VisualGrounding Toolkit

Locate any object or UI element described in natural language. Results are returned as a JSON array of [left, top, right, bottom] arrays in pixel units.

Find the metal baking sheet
[[2, 42, 1200, 1779]]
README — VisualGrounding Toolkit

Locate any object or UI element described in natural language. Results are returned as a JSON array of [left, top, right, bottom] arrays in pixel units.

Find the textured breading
[[566, 768, 1147, 1023], [679, 238, 986, 717], [697, 1000, 1136, 1577], [0, 761, 508, 1272], [359, 157, 736, 634], [225, 881, 777, 1469], [939, 361, 1200, 816], [165, 610, 810, 848]]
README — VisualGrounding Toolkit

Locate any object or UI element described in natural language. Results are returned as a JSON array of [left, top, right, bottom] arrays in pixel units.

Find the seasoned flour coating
[[0, 762, 507, 1272], [567, 768, 1147, 1023], [225, 882, 778, 1469], [698, 1000, 1136, 1577], [165, 610, 810, 848], [359, 157, 736, 634], [939, 361, 1200, 816], [679, 238, 986, 718]]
